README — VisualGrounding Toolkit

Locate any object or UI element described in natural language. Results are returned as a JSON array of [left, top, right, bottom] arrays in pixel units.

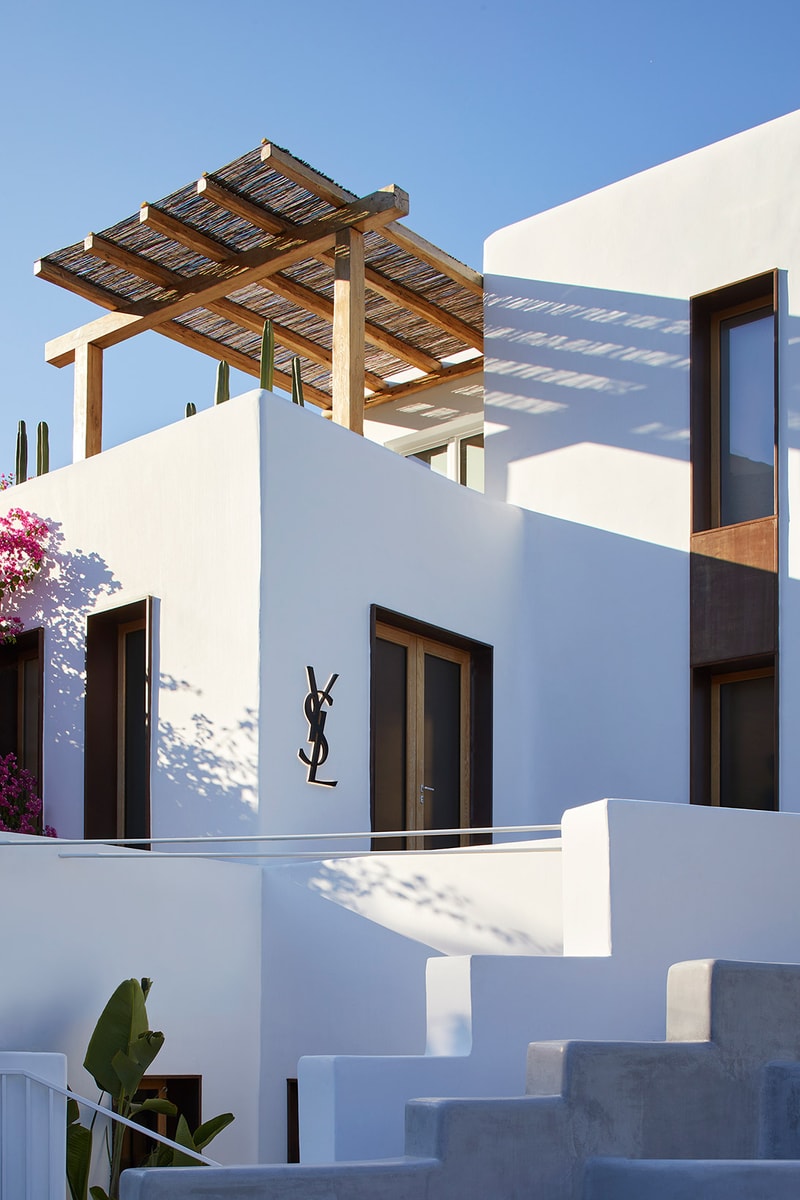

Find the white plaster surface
[[0, 836, 262, 1165], [2, 398, 263, 841], [258, 841, 562, 1161], [300, 799, 800, 1162], [481, 110, 800, 819]]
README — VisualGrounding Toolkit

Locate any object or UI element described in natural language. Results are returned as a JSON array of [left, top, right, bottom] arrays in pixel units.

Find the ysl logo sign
[[298, 665, 339, 787]]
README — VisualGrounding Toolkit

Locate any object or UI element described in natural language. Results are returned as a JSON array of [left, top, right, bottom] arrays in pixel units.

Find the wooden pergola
[[35, 142, 483, 461]]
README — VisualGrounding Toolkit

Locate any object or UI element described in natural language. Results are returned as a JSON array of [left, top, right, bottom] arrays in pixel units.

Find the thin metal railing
[[0, 824, 561, 862], [0, 1067, 219, 1170]]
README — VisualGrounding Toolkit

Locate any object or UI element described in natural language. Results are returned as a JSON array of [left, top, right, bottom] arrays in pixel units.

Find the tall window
[[85, 599, 152, 841], [692, 271, 777, 532], [0, 628, 43, 790], [370, 608, 492, 850], [710, 666, 776, 811], [690, 271, 779, 809], [713, 302, 775, 526]]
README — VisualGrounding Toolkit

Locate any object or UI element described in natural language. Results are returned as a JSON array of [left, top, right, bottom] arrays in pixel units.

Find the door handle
[[419, 784, 435, 806]]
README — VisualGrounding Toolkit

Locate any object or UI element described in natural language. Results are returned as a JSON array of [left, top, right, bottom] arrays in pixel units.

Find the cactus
[[15, 421, 27, 484], [36, 422, 49, 476], [185, 402, 197, 418], [259, 320, 274, 392], [215, 361, 230, 406], [291, 356, 305, 407]]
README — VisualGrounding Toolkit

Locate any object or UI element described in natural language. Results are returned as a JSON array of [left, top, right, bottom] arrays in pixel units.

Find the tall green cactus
[[15, 421, 27, 484], [36, 422, 49, 476], [215, 361, 230, 405], [259, 320, 274, 392], [185, 401, 197, 418], [291, 356, 305, 407]]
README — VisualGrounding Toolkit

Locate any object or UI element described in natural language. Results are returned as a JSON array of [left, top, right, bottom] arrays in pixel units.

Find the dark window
[[286, 1079, 299, 1163], [85, 599, 152, 842], [118, 1075, 201, 1170], [712, 666, 776, 811], [692, 661, 777, 811], [370, 608, 492, 849], [691, 271, 777, 532], [0, 628, 43, 792]]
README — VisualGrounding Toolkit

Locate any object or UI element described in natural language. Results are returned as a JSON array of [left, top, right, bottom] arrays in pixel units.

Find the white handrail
[[0, 1069, 220, 1167], [0, 823, 561, 848], [62, 843, 562, 860]]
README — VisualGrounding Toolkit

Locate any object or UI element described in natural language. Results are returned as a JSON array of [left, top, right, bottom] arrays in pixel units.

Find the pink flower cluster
[[0, 474, 13, 491], [0, 616, 24, 645], [0, 508, 48, 602], [0, 752, 56, 837]]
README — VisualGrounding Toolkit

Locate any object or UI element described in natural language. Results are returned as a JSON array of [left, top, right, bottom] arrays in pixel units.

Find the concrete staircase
[[121, 957, 800, 1198]]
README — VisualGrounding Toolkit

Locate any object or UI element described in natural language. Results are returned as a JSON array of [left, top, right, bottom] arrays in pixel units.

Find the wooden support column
[[332, 228, 365, 434], [73, 342, 103, 460]]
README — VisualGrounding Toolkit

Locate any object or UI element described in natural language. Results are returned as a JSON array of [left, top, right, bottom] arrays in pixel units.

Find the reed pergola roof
[[36, 142, 483, 440]]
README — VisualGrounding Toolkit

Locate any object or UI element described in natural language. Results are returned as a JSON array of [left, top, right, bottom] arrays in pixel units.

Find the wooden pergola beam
[[364, 357, 483, 410], [158, 321, 332, 409], [42, 241, 440, 378], [261, 143, 484, 297], [140, 204, 231, 262], [260, 274, 440, 373], [83, 232, 386, 390], [332, 228, 365, 433], [43, 186, 409, 366], [34, 257, 124, 312], [209, 296, 384, 392], [199, 174, 482, 350], [84, 233, 181, 290], [73, 342, 103, 459]]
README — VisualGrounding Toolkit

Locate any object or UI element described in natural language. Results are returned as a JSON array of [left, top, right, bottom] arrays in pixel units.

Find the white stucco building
[[3, 111, 800, 1195]]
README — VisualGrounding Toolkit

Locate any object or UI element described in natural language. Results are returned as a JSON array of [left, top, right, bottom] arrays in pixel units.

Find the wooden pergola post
[[73, 342, 103, 461], [332, 228, 365, 434]]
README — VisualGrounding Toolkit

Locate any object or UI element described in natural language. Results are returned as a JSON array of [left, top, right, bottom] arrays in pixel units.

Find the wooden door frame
[[370, 606, 492, 847]]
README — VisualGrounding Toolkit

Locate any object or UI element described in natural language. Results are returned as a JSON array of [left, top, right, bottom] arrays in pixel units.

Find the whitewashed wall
[[300, 797, 800, 1163], [0, 836, 262, 1165], [2, 399, 263, 839], [484, 109, 800, 816], [259, 841, 562, 1161], [257, 390, 535, 838]]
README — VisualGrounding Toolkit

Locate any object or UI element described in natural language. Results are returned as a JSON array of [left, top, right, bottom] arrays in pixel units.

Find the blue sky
[[3, 0, 800, 469]]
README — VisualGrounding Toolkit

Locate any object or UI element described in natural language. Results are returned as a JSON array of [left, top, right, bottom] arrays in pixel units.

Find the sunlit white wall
[[484, 108, 800, 815]]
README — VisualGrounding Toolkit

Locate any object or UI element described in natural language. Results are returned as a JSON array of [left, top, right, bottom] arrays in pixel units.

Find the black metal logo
[[298, 665, 338, 787]]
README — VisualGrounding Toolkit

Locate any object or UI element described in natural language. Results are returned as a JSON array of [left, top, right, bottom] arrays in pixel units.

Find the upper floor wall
[[482, 109, 800, 814]]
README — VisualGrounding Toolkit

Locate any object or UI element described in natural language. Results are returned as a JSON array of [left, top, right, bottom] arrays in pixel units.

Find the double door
[[372, 623, 470, 849]]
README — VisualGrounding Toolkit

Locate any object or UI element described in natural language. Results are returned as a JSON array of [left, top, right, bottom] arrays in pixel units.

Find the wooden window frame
[[118, 1074, 201, 1171], [691, 270, 778, 534], [709, 664, 776, 808], [85, 598, 153, 841], [370, 606, 492, 848], [693, 657, 777, 809], [0, 627, 44, 794], [375, 622, 470, 847]]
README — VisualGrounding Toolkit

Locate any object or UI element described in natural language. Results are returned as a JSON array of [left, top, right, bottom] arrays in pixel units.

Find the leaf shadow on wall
[[155, 673, 259, 837], [306, 854, 563, 956]]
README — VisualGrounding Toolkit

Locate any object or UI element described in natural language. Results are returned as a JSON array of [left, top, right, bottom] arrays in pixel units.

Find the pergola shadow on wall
[[35, 142, 484, 459]]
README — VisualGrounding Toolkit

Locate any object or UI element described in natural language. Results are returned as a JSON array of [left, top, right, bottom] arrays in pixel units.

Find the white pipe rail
[[0, 824, 562, 861], [0, 1066, 219, 1200]]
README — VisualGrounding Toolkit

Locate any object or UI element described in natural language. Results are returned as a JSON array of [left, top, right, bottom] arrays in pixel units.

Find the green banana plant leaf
[[192, 1111, 235, 1151], [89, 1188, 110, 1200], [84, 979, 150, 1098], [129, 1097, 177, 1118], [171, 1114, 203, 1167], [66, 1098, 92, 1200], [111, 1031, 164, 1095]]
